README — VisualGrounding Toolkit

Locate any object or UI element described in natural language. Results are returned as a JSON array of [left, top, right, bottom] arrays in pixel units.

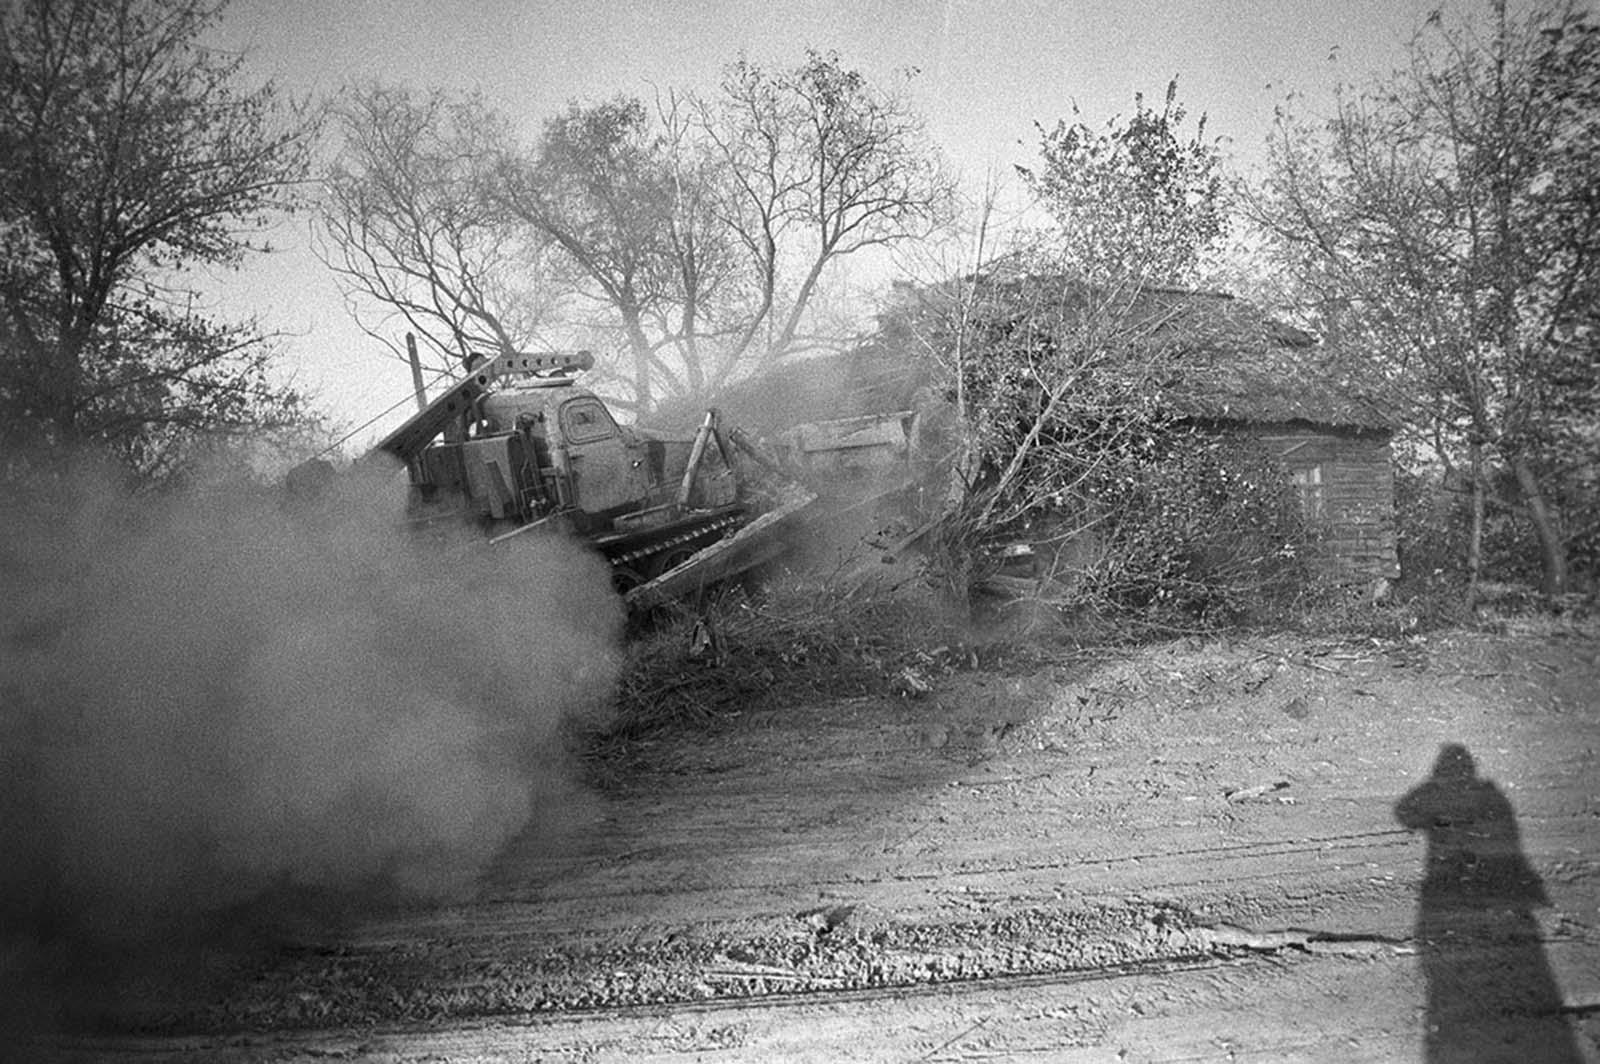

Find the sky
[[206, 0, 1451, 446]]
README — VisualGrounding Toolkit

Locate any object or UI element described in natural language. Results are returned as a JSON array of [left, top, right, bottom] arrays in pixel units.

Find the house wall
[[1253, 426, 1400, 583]]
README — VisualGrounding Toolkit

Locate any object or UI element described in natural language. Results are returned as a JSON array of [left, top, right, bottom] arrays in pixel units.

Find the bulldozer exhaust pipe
[[406, 333, 427, 412]]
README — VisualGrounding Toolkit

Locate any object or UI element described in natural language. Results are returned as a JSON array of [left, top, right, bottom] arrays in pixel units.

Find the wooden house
[[657, 279, 1401, 585], [1121, 287, 1400, 583]]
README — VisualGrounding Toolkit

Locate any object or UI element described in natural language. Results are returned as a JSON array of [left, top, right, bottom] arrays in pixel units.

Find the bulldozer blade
[[623, 486, 817, 612]]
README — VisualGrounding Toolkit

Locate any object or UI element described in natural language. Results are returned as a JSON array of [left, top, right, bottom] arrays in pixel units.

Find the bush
[[1392, 464, 1465, 590], [1392, 463, 1578, 594], [1090, 430, 1312, 628], [945, 427, 1314, 638]]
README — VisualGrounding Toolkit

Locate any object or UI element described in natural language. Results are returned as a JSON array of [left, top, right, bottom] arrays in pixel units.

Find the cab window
[[560, 398, 618, 444]]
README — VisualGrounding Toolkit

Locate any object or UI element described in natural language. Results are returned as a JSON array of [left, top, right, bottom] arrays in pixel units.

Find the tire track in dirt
[[487, 826, 1418, 904], [33, 628, 1600, 1061]]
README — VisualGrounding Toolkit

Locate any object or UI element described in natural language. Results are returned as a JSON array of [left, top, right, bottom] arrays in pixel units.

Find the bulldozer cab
[[372, 349, 742, 545], [551, 392, 652, 520]]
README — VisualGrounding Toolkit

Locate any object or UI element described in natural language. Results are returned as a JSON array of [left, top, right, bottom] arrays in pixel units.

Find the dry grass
[[602, 570, 958, 745]]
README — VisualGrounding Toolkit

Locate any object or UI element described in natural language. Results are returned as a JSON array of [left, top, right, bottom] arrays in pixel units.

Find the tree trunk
[[621, 309, 653, 413], [1508, 455, 1569, 599], [1467, 440, 1485, 610]]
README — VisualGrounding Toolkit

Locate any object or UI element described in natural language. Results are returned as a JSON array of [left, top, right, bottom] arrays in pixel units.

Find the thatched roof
[[645, 279, 1395, 436], [878, 275, 1396, 432], [1120, 287, 1394, 431]]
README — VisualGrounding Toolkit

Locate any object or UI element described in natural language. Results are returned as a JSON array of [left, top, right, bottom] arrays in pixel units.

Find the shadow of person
[[1396, 743, 1583, 1062]]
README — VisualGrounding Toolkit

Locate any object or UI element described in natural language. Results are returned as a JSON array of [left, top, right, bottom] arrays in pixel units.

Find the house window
[[1292, 465, 1325, 520]]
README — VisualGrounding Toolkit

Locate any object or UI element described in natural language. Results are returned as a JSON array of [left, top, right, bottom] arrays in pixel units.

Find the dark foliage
[[0, 0, 317, 482]]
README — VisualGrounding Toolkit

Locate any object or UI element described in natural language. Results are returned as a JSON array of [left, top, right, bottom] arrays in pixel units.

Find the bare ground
[[43, 621, 1600, 1062]]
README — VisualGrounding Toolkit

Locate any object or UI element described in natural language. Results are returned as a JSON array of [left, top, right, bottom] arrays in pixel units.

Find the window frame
[[559, 396, 619, 445]]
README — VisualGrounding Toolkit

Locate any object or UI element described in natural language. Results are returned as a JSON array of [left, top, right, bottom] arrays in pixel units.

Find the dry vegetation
[[600, 540, 1596, 763], [606, 572, 959, 743]]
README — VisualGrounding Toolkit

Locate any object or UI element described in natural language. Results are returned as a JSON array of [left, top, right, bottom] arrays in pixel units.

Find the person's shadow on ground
[[1395, 743, 1583, 1062]]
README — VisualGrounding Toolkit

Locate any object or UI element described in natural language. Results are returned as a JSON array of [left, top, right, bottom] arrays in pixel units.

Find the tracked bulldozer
[[319, 348, 813, 609]]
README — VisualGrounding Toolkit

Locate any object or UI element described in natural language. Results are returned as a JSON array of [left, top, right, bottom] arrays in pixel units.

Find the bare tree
[[319, 54, 955, 415], [495, 51, 956, 412], [495, 94, 744, 411], [703, 50, 956, 367], [0, 0, 316, 480], [319, 86, 563, 378]]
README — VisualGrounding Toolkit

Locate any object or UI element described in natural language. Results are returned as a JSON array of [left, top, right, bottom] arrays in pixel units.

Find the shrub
[[1088, 429, 1312, 628], [1392, 462, 1585, 595], [943, 426, 1313, 638]]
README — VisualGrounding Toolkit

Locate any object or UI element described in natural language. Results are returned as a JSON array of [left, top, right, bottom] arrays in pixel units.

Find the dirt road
[[51, 623, 1600, 1062]]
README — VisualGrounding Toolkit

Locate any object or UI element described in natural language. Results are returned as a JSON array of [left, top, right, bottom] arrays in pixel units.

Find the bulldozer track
[[607, 512, 747, 568]]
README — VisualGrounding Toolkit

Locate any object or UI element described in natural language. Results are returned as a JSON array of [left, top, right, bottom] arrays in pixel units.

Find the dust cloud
[[0, 459, 623, 1027]]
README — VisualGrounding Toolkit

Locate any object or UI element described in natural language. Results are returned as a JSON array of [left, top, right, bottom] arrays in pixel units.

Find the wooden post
[[677, 411, 717, 507], [405, 333, 427, 412]]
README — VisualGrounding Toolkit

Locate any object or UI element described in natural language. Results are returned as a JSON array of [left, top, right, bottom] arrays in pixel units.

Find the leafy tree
[[902, 84, 1315, 625], [1247, 0, 1600, 597], [1017, 78, 1227, 286], [0, 0, 316, 481], [947, 80, 1231, 523], [319, 86, 562, 379], [897, 273, 1310, 629], [925, 84, 1231, 527]]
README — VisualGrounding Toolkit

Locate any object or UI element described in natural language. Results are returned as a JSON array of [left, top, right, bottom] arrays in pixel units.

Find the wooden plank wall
[[1255, 428, 1400, 583]]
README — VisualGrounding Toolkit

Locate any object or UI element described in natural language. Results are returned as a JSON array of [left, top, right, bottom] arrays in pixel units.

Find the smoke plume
[[0, 459, 623, 1028]]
